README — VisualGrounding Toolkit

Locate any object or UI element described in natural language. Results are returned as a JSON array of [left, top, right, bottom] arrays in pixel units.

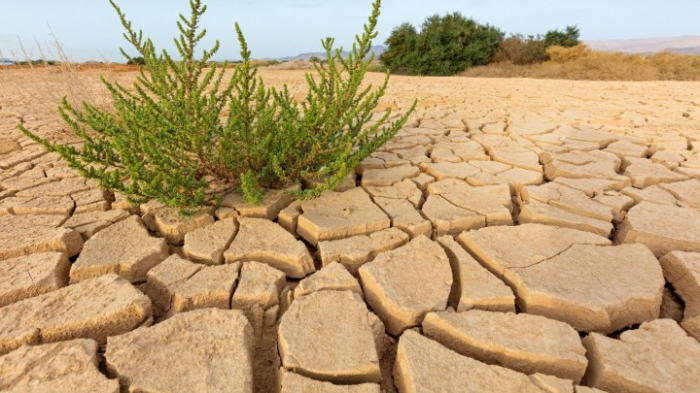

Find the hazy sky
[[1, 0, 698, 62]]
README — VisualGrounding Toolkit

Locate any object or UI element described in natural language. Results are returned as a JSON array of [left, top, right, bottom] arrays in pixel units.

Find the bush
[[546, 44, 590, 63], [491, 25, 580, 66], [126, 56, 145, 65], [491, 34, 548, 65], [462, 46, 700, 81], [380, 13, 503, 76], [19, 0, 415, 214], [379, 23, 419, 74], [544, 25, 580, 48], [648, 51, 700, 80]]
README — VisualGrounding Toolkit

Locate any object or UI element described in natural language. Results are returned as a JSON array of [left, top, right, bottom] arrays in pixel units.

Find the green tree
[[544, 25, 580, 48], [380, 13, 503, 76], [18, 0, 415, 214], [379, 23, 418, 74]]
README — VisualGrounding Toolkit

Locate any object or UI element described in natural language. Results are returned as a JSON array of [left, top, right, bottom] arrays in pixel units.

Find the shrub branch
[[19, 0, 415, 214]]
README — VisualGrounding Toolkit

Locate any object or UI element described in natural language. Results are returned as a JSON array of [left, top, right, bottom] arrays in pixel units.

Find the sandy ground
[[3, 66, 699, 141]]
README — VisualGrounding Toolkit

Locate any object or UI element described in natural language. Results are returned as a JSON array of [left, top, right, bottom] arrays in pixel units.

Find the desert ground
[[1, 67, 700, 392]]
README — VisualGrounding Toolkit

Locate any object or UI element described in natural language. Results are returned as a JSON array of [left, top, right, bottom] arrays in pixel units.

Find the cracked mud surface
[[2, 68, 700, 392]]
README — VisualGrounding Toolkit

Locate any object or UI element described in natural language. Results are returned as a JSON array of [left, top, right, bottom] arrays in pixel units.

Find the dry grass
[[463, 45, 700, 81], [0, 30, 135, 144], [1, 31, 120, 122]]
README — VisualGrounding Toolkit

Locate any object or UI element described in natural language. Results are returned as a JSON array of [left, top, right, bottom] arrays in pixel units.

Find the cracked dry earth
[[1, 68, 700, 393]]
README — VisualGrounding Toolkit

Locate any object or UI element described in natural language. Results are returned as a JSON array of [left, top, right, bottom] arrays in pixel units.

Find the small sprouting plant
[[19, 0, 415, 214]]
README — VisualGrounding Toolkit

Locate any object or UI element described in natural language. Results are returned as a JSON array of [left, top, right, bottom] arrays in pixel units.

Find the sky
[[1, 0, 698, 62]]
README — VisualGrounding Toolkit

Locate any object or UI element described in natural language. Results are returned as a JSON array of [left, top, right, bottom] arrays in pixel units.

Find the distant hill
[[276, 45, 387, 61], [585, 36, 700, 55]]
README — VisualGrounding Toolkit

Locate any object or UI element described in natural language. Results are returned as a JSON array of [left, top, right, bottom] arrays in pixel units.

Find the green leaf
[[17, 0, 415, 215]]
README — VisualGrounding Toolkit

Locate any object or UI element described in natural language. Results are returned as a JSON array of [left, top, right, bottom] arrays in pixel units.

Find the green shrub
[[19, 0, 415, 214], [380, 13, 503, 76], [544, 25, 580, 48]]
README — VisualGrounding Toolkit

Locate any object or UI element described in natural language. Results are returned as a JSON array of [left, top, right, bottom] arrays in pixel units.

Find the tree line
[[380, 12, 580, 76]]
